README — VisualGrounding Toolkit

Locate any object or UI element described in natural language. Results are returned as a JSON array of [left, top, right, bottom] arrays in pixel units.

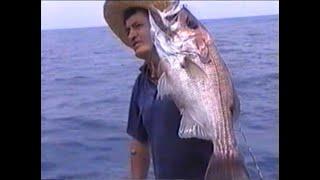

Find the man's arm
[[129, 139, 150, 179]]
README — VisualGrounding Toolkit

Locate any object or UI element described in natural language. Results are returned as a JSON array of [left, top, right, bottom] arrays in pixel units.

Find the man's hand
[[129, 139, 150, 179]]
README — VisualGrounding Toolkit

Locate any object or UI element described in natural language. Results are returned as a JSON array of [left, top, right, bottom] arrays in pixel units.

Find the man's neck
[[145, 49, 160, 83]]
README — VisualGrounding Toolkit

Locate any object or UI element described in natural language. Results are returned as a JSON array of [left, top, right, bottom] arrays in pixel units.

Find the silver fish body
[[149, 1, 250, 180]]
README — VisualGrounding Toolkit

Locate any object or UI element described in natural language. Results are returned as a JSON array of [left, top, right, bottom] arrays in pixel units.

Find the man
[[104, 1, 213, 179]]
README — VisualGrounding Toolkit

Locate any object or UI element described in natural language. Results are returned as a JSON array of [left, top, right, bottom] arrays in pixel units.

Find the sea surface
[[41, 15, 278, 179]]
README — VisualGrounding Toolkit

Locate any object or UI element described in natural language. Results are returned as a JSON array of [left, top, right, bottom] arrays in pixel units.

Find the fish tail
[[204, 152, 250, 180]]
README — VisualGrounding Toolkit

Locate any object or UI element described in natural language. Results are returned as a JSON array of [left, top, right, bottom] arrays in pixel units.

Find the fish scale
[[149, 1, 250, 179]]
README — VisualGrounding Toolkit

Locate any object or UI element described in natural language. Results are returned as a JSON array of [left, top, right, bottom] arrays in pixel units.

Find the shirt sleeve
[[126, 75, 148, 143]]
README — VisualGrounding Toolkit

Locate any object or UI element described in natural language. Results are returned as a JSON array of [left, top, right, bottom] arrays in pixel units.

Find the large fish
[[148, 1, 250, 180]]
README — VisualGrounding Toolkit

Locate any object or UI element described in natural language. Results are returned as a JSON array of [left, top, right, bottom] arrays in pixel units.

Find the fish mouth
[[149, 7, 168, 33], [149, 0, 185, 33]]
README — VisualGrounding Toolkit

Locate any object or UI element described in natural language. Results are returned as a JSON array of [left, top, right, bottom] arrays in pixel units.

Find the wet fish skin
[[149, 1, 250, 179]]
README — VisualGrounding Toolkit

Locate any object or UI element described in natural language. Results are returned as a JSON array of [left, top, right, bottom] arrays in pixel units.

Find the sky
[[41, 1, 279, 30]]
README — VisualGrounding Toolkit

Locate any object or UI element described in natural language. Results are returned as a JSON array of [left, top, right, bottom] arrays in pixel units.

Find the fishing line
[[237, 124, 264, 180]]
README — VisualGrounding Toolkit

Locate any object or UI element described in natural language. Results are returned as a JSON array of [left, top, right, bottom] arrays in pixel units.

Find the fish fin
[[156, 72, 172, 100], [157, 59, 168, 76], [183, 56, 207, 79], [205, 153, 250, 180], [178, 109, 211, 140]]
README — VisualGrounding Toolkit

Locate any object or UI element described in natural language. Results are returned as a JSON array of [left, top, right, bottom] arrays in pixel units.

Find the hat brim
[[103, 0, 172, 47]]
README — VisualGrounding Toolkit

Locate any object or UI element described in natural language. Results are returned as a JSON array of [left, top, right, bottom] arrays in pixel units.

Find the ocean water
[[41, 15, 278, 179]]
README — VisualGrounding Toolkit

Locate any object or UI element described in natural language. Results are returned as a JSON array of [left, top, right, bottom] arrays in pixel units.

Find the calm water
[[41, 15, 278, 179]]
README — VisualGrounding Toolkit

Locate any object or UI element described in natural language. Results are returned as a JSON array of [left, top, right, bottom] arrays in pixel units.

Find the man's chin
[[134, 47, 150, 60]]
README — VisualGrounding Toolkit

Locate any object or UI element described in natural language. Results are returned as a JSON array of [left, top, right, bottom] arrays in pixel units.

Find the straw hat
[[103, 0, 172, 47]]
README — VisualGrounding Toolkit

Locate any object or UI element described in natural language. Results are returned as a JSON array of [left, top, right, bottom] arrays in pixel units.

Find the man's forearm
[[130, 139, 150, 179]]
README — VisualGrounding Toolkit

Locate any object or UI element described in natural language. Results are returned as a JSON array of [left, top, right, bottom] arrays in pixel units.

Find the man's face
[[125, 11, 153, 59]]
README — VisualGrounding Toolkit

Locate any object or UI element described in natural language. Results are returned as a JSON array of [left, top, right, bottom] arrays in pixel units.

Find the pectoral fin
[[156, 72, 172, 100], [178, 109, 211, 140]]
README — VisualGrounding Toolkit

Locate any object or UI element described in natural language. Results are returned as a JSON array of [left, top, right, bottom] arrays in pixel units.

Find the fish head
[[149, 0, 206, 61], [149, 0, 200, 39], [148, 1, 185, 61]]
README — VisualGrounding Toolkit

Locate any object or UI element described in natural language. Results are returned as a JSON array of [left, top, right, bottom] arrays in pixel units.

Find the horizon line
[[41, 14, 278, 31]]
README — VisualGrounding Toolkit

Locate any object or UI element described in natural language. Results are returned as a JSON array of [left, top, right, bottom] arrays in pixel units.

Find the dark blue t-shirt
[[127, 64, 213, 179]]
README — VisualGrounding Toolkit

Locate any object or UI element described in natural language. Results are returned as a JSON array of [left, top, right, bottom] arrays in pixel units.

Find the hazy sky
[[41, 1, 279, 30]]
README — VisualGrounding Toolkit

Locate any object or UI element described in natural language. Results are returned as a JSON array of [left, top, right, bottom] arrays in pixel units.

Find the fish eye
[[166, 13, 178, 22], [186, 17, 198, 29]]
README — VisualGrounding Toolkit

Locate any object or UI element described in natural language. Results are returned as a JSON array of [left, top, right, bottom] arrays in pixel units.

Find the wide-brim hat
[[103, 0, 172, 47]]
